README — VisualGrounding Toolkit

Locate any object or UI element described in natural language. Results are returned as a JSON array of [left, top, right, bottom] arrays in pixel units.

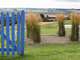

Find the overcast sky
[[0, 0, 80, 9]]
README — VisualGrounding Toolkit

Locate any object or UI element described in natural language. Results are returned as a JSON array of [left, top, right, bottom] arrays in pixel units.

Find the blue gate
[[0, 10, 25, 55]]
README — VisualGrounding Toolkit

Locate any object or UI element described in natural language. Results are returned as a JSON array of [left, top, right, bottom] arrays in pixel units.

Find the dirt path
[[39, 22, 57, 25], [25, 35, 80, 44]]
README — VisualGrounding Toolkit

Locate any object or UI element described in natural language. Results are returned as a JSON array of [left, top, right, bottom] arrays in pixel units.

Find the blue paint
[[12, 12, 15, 55], [21, 10, 25, 55], [0, 10, 25, 55], [1, 12, 4, 55], [6, 12, 9, 55], [17, 12, 20, 55]]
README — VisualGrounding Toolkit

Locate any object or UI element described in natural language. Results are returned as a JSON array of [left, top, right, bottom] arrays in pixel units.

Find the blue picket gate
[[0, 10, 25, 55]]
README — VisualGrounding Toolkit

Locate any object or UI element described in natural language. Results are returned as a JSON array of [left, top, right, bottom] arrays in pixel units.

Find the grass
[[0, 42, 80, 60], [0, 20, 80, 60], [41, 20, 80, 35], [64, 20, 80, 24], [25, 11, 67, 13]]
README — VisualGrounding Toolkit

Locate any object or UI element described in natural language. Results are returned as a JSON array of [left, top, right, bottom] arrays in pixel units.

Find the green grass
[[64, 20, 72, 24], [40, 20, 80, 35], [25, 11, 67, 13], [0, 42, 80, 60], [0, 20, 80, 60], [64, 20, 80, 24]]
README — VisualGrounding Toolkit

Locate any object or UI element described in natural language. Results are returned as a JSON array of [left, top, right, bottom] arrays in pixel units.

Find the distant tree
[[46, 15, 49, 19], [65, 15, 70, 20], [40, 14, 45, 19]]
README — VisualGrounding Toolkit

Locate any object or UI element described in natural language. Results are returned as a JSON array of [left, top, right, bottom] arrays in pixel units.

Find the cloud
[[0, 0, 80, 8], [53, 0, 80, 2]]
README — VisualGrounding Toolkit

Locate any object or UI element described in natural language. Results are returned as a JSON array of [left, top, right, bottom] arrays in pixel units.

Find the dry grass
[[70, 12, 80, 24], [70, 12, 80, 41], [25, 12, 41, 43], [56, 14, 65, 36], [56, 14, 64, 23]]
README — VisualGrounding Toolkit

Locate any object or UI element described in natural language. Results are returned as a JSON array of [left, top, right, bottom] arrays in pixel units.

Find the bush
[[40, 14, 45, 19], [70, 12, 79, 41], [56, 14, 65, 36], [25, 12, 41, 43], [65, 15, 70, 20], [43, 17, 49, 22]]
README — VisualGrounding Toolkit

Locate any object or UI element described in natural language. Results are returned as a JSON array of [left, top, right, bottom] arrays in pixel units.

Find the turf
[[0, 42, 80, 60]]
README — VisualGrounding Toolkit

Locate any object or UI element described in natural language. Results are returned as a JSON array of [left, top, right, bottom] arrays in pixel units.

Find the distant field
[[25, 10, 68, 14]]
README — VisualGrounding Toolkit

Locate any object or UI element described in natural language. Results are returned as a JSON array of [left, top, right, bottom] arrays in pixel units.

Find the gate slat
[[1, 12, 4, 55], [6, 12, 9, 55], [12, 12, 15, 55], [17, 12, 20, 55], [21, 10, 24, 55]]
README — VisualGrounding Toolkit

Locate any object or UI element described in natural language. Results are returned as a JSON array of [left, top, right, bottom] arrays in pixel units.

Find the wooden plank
[[21, 10, 25, 55], [1, 12, 4, 55], [6, 12, 9, 55], [12, 12, 15, 55], [17, 12, 20, 55], [0, 48, 17, 51]]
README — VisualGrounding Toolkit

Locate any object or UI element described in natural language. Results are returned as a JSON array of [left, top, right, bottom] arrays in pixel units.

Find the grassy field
[[0, 20, 80, 60], [0, 42, 80, 60], [41, 20, 80, 35], [25, 10, 67, 14]]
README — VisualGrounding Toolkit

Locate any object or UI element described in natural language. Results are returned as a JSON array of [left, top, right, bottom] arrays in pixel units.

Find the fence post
[[21, 10, 25, 55]]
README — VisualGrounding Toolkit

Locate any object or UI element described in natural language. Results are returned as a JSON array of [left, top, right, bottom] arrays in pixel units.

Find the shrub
[[40, 14, 45, 19], [56, 14, 65, 36], [25, 12, 41, 43], [43, 17, 50, 22], [70, 12, 79, 41], [65, 15, 70, 20]]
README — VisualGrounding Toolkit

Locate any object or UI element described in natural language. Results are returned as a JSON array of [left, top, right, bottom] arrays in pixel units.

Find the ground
[[25, 35, 80, 44]]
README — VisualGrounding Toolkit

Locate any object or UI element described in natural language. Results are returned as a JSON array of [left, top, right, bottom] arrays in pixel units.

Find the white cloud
[[53, 0, 80, 2], [0, 0, 80, 8]]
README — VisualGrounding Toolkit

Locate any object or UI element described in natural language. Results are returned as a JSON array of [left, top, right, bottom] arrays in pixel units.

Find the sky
[[0, 0, 80, 9]]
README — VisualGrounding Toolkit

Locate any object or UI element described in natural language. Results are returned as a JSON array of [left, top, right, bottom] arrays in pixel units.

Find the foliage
[[40, 14, 45, 19], [42, 17, 51, 22], [65, 15, 70, 20], [43, 15, 54, 22], [70, 12, 80, 41], [56, 14, 65, 36], [25, 12, 41, 43]]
